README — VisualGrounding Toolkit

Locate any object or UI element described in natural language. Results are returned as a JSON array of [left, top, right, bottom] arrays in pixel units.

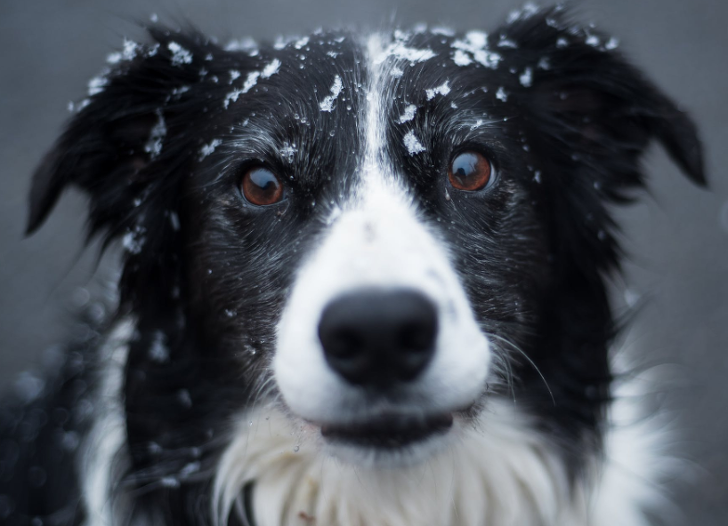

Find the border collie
[[0, 4, 705, 526]]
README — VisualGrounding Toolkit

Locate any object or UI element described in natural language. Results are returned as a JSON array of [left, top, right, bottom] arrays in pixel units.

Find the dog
[[0, 4, 705, 526]]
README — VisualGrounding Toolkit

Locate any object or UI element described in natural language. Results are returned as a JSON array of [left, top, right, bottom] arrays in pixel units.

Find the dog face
[[26, 5, 703, 522]]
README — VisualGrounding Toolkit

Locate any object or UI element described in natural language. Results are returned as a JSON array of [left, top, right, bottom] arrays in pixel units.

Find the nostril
[[324, 328, 363, 358], [399, 320, 437, 351], [317, 288, 438, 386]]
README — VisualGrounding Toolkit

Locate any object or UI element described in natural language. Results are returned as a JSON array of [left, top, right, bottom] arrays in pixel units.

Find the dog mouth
[[319, 412, 454, 449]]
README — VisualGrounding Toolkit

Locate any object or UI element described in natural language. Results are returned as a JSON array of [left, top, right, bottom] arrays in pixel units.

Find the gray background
[[0, 0, 726, 523]]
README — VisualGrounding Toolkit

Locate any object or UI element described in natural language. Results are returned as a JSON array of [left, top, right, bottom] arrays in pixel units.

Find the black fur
[[2, 5, 703, 525]]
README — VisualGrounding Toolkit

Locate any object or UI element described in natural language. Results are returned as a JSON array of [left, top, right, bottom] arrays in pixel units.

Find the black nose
[[318, 289, 438, 387]]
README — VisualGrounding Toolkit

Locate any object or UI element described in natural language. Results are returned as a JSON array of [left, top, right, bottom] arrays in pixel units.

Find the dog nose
[[318, 289, 438, 386]]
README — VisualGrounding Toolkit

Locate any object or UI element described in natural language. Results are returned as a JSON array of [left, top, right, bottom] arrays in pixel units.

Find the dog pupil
[[453, 153, 478, 179], [250, 168, 278, 193]]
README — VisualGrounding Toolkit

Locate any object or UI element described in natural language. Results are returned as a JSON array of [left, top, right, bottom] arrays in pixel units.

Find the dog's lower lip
[[319, 413, 454, 448]]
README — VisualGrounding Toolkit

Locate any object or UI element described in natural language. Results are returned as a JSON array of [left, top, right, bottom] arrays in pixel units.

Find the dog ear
[[499, 6, 704, 189], [26, 27, 251, 313], [496, 6, 705, 271], [26, 27, 218, 237]]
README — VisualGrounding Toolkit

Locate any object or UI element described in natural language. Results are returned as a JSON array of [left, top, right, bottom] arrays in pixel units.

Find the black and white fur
[[0, 4, 705, 526]]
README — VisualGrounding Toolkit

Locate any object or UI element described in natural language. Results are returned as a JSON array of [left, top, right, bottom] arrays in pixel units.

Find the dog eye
[[240, 167, 284, 206], [448, 152, 492, 192]]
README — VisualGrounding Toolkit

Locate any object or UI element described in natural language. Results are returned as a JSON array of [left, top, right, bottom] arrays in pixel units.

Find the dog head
[[27, 4, 703, 504]]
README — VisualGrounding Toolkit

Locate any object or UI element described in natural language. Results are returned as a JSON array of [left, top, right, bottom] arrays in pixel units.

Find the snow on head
[[451, 31, 501, 69], [431, 27, 456, 37], [495, 87, 508, 101], [242, 71, 260, 92], [144, 111, 167, 159], [123, 225, 146, 255], [149, 331, 169, 363], [586, 34, 601, 47], [87, 75, 108, 96], [280, 142, 298, 163], [374, 32, 436, 65], [168, 42, 193, 66], [519, 67, 533, 87], [224, 89, 244, 109], [261, 58, 281, 78], [453, 50, 473, 66], [225, 37, 257, 52], [507, 1, 540, 24], [223, 71, 260, 108], [387, 42, 436, 63], [403, 130, 426, 155], [107, 39, 140, 64], [319, 75, 343, 112], [497, 38, 518, 49], [399, 104, 418, 123], [199, 138, 223, 160], [605, 37, 620, 50], [425, 81, 451, 100], [273, 35, 296, 50]]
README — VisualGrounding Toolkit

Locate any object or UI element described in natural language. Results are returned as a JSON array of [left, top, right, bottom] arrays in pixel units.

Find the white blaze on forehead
[[361, 34, 389, 184]]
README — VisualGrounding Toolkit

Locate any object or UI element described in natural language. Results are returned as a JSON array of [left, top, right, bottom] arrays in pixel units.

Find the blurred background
[[0, 0, 725, 523]]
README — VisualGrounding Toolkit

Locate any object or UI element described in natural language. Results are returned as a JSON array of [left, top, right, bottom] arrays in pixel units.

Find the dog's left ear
[[499, 6, 705, 195]]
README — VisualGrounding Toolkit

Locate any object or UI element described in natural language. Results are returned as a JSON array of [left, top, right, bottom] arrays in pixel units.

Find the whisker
[[488, 333, 555, 405]]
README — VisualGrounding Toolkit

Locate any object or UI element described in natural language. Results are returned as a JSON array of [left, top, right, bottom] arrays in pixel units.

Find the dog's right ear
[[26, 27, 229, 239]]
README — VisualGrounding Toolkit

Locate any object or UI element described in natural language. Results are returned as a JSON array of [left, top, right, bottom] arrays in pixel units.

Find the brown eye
[[448, 152, 492, 191], [241, 167, 284, 206]]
